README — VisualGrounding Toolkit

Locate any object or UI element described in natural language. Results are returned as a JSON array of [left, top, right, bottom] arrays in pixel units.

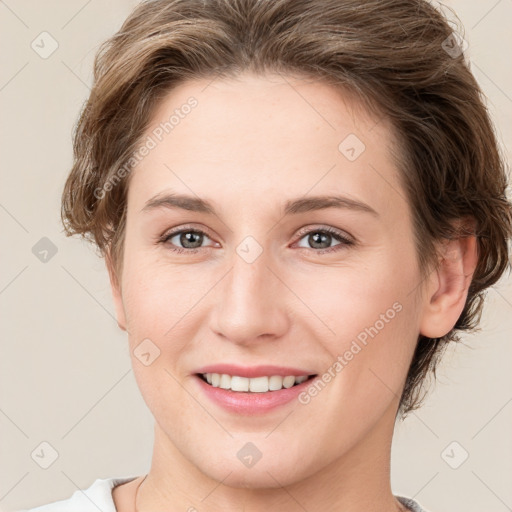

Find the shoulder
[[396, 495, 431, 512], [16, 476, 138, 512]]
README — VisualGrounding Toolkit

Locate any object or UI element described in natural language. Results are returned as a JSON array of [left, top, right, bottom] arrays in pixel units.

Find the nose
[[209, 247, 290, 346]]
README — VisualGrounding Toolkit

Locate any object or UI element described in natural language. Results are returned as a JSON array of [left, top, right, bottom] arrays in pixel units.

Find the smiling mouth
[[196, 373, 317, 393]]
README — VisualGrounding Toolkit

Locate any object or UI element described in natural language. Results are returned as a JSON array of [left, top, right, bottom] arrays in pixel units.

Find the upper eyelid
[[295, 224, 353, 240], [162, 224, 216, 241]]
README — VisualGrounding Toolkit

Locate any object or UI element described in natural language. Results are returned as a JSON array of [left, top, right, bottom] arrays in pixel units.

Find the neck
[[136, 402, 404, 512]]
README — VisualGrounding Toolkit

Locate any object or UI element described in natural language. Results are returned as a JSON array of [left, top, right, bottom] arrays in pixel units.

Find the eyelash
[[158, 225, 355, 255]]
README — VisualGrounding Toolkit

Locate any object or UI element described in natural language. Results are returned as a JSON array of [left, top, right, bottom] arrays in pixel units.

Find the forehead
[[127, 72, 404, 218]]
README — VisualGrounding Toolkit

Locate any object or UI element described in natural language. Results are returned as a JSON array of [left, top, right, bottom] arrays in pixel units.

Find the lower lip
[[194, 374, 317, 415]]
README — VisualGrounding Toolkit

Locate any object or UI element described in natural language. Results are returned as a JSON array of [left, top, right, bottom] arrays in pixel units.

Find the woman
[[22, 0, 512, 511]]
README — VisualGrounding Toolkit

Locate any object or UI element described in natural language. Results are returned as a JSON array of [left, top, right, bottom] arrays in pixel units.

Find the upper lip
[[194, 364, 317, 378]]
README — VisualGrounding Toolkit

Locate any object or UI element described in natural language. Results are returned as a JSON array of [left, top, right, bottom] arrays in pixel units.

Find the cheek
[[121, 258, 196, 417], [121, 253, 191, 335], [294, 244, 418, 333], [289, 246, 420, 391]]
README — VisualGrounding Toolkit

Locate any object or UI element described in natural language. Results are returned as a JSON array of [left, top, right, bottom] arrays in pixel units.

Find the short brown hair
[[61, 0, 512, 418]]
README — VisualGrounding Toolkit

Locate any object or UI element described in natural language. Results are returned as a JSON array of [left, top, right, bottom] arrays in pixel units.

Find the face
[[110, 72, 432, 488]]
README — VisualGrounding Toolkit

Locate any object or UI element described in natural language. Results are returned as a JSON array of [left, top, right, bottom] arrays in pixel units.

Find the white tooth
[[206, 373, 308, 392], [282, 376, 295, 388], [219, 374, 231, 389], [231, 376, 249, 392], [268, 375, 284, 390], [249, 376, 269, 392]]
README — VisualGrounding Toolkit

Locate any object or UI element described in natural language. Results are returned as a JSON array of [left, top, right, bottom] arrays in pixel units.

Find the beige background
[[0, 1, 511, 511]]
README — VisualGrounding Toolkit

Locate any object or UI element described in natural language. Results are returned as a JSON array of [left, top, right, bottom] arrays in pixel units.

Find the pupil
[[310, 232, 330, 249], [181, 232, 202, 248]]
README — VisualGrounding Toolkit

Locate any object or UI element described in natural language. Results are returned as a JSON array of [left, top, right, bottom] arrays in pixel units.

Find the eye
[[294, 226, 354, 254], [159, 227, 217, 254], [159, 225, 354, 255]]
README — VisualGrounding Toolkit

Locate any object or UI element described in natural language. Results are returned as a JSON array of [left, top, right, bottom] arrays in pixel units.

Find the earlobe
[[105, 250, 127, 332], [419, 234, 478, 339]]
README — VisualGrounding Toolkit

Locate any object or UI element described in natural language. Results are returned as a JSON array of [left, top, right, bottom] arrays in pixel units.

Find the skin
[[109, 72, 477, 511]]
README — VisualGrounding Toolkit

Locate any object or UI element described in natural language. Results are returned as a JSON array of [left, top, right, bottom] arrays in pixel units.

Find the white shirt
[[18, 476, 429, 511], [17, 476, 136, 512]]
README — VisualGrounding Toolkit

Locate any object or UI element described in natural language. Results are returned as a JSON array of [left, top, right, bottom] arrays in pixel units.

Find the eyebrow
[[141, 192, 379, 217]]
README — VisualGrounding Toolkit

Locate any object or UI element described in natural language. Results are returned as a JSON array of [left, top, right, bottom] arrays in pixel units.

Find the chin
[[194, 452, 312, 490], [221, 467, 301, 490]]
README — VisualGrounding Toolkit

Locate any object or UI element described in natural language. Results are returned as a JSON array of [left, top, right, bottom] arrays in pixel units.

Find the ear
[[105, 248, 127, 332], [419, 223, 479, 338]]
